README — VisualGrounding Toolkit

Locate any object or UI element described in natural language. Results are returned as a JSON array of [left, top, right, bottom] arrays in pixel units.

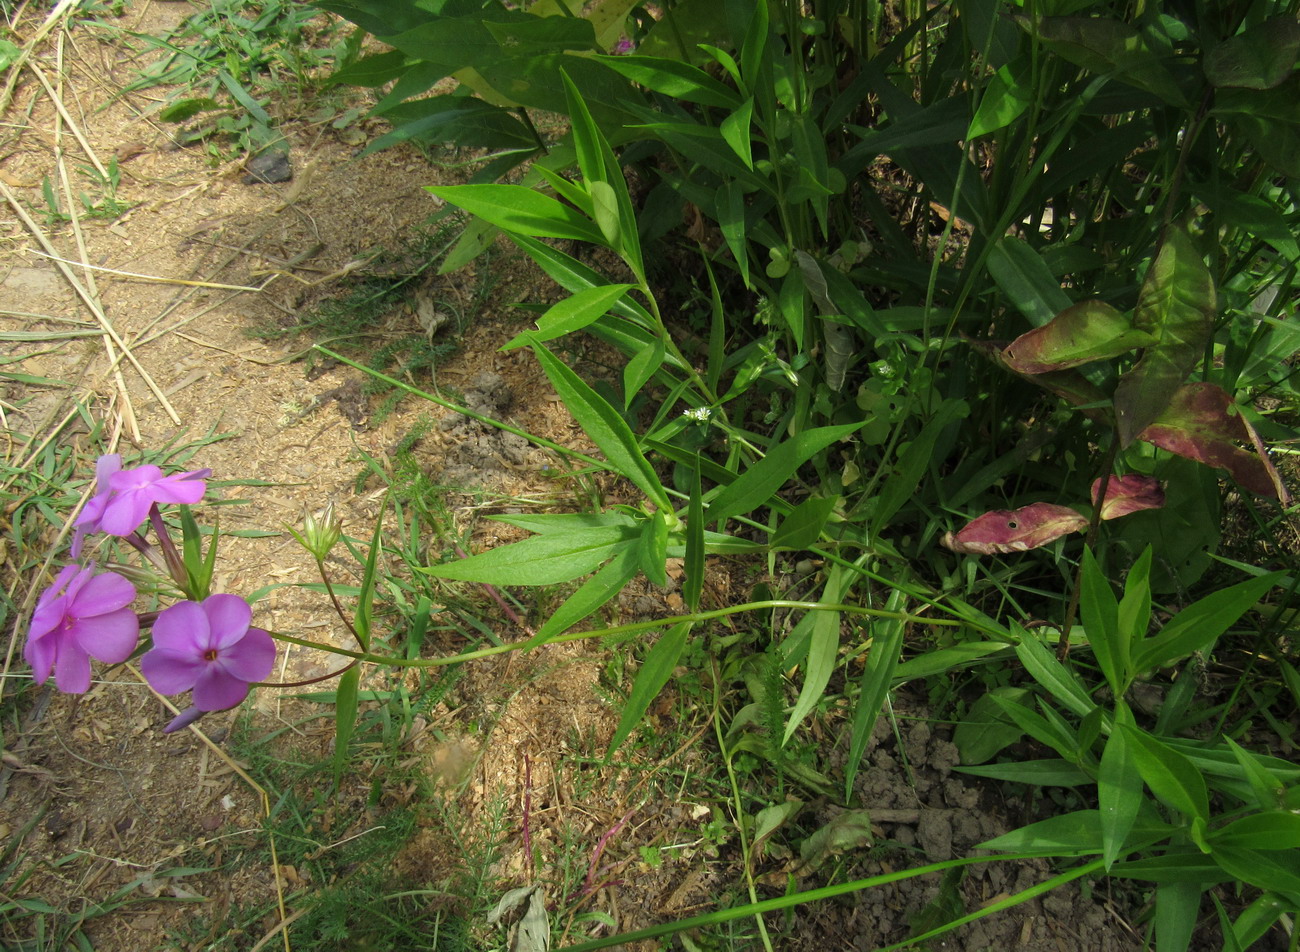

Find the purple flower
[[26, 564, 140, 693], [72, 454, 210, 556], [140, 595, 275, 712]]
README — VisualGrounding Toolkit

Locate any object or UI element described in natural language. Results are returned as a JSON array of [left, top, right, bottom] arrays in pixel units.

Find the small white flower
[[682, 407, 713, 423]]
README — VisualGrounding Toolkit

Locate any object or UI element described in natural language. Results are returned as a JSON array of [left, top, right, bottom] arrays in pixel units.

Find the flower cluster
[[26, 455, 276, 732]]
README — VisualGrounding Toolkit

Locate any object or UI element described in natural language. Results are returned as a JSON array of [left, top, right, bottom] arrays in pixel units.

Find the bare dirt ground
[[0, 4, 1155, 951]]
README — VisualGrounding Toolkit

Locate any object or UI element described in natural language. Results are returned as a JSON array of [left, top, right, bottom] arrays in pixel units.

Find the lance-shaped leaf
[[1004, 301, 1155, 374], [1092, 474, 1165, 520], [942, 503, 1087, 554], [1114, 228, 1216, 446], [967, 339, 1112, 423], [1138, 382, 1284, 499]]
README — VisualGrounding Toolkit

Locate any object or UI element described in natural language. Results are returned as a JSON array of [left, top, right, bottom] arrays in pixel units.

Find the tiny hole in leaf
[[1007, 520, 1018, 529]]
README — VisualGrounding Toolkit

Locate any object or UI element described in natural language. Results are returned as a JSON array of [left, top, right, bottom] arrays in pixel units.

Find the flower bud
[[292, 504, 341, 561]]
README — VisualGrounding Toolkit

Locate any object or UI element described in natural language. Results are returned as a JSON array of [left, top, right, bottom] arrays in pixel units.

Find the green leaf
[[1098, 729, 1143, 870], [1013, 627, 1094, 717], [1018, 16, 1189, 106], [1212, 812, 1300, 851], [622, 336, 664, 407], [772, 495, 839, 551], [708, 423, 859, 527], [952, 687, 1029, 766], [1003, 301, 1155, 373], [1132, 569, 1281, 673], [427, 184, 606, 245], [332, 666, 361, 789], [532, 343, 669, 509], [596, 54, 741, 109], [988, 694, 1078, 760], [423, 526, 634, 586], [872, 398, 969, 532], [987, 237, 1074, 328], [977, 810, 1104, 854], [1213, 847, 1300, 896], [1204, 18, 1300, 90], [893, 641, 1013, 681], [607, 622, 691, 757], [1120, 724, 1209, 822], [1114, 228, 1217, 447], [968, 61, 1033, 138], [1224, 736, 1286, 811], [954, 759, 1092, 786], [636, 510, 670, 587], [529, 541, 640, 645], [160, 97, 222, 123], [501, 284, 636, 350], [845, 590, 907, 799], [683, 458, 704, 612], [784, 566, 850, 744], [720, 97, 755, 169], [1079, 547, 1125, 696]]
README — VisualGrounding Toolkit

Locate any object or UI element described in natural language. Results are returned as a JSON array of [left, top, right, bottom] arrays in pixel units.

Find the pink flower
[[140, 595, 275, 713], [26, 564, 140, 693], [72, 454, 209, 556]]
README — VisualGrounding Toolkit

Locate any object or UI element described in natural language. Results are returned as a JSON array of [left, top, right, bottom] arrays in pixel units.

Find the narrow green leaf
[[622, 336, 664, 407], [845, 591, 906, 799], [1120, 724, 1209, 822], [606, 622, 692, 757], [636, 510, 669, 587], [596, 54, 741, 109], [532, 343, 668, 509], [783, 568, 848, 744], [427, 184, 606, 245], [871, 398, 969, 532], [987, 237, 1073, 328], [683, 458, 704, 611], [529, 541, 639, 645], [988, 694, 1078, 760], [772, 495, 839, 551], [501, 284, 636, 350], [1013, 625, 1093, 717], [708, 423, 859, 527], [952, 687, 1030, 766], [1212, 812, 1300, 851], [1153, 881, 1201, 952], [333, 666, 361, 789], [977, 810, 1104, 854], [955, 759, 1092, 786], [423, 526, 633, 586], [1079, 547, 1125, 696], [1098, 729, 1142, 870], [1213, 846, 1300, 896], [353, 509, 384, 652], [1224, 736, 1285, 811], [1132, 570, 1281, 673]]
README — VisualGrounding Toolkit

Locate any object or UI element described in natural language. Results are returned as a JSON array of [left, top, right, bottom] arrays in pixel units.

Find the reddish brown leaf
[[1004, 301, 1154, 374], [1137, 382, 1283, 499], [942, 503, 1088, 555], [1092, 474, 1165, 519]]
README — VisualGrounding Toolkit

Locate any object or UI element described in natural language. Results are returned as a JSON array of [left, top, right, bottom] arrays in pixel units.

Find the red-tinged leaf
[[1114, 228, 1217, 446], [1093, 474, 1165, 520], [1004, 301, 1155, 374], [942, 503, 1088, 555], [1137, 382, 1282, 499], [967, 339, 1113, 423]]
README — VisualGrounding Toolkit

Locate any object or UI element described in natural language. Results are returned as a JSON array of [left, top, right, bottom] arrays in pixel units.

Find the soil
[[1, 5, 1158, 951]]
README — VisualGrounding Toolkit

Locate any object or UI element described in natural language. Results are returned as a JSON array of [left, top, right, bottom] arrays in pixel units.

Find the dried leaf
[[1092, 474, 1165, 519], [1137, 382, 1284, 499], [942, 503, 1088, 554]]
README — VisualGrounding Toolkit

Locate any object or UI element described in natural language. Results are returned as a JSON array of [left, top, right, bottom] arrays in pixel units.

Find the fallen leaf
[[942, 503, 1087, 554]]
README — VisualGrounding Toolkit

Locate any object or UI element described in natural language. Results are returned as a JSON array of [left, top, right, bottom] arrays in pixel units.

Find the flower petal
[[98, 492, 154, 536], [73, 609, 140, 664], [141, 648, 206, 694], [202, 594, 252, 650], [25, 631, 57, 685], [148, 471, 208, 505], [53, 641, 93, 694], [218, 627, 276, 683], [151, 600, 209, 657], [72, 571, 137, 616], [192, 666, 251, 711]]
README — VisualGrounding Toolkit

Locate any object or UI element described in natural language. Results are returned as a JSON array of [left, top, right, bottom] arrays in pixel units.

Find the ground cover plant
[[6, 0, 1300, 949]]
